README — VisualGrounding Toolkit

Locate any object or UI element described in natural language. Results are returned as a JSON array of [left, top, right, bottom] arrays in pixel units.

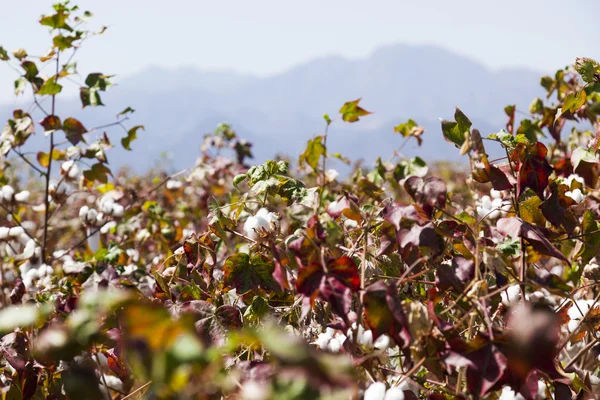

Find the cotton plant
[[476, 189, 511, 220], [243, 208, 280, 241], [498, 380, 548, 400], [0, 185, 30, 205], [346, 322, 391, 352], [363, 382, 408, 400], [314, 327, 347, 353], [566, 299, 597, 334]]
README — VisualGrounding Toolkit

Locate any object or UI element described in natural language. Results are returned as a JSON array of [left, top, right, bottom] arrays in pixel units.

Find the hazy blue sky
[[1, 0, 599, 102]]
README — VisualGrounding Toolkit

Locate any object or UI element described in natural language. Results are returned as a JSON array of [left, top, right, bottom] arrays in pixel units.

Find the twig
[[121, 381, 152, 400]]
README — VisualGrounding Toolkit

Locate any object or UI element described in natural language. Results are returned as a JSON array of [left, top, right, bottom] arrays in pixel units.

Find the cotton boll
[[240, 380, 271, 400], [166, 179, 182, 190], [111, 203, 124, 218], [0, 227, 9, 240], [384, 387, 405, 400], [327, 337, 343, 353], [566, 188, 584, 203], [100, 221, 116, 234], [359, 329, 373, 347], [501, 285, 522, 306], [79, 206, 89, 220], [364, 382, 387, 400], [243, 214, 270, 240], [374, 335, 390, 351], [14, 191, 29, 203], [498, 386, 525, 400], [1, 185, 14, 202], [100, 197, 114, 214], [490, 189, 503, 199], [86, 208, 98, 224], [8, 226, 24, 238], [325, 169, 339, 182], [314, 331, 332, 350], [126, 249, 140, 262]]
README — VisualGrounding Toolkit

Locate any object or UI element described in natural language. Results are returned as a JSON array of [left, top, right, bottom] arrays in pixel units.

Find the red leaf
[[497, 217, 569, 263], [404, 176, 447, 216], [328, 256, 360, 291]]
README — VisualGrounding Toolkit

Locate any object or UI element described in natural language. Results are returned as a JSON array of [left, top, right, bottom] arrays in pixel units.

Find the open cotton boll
[[14, 191, 30, 203], [374, 334, 390, 351], [364, 382, 387, 400], [100, 197, 114, 214], [325, 168, 339, 182], [490, 189, 503, 199], [60, 160, 80, 180], [243, 211, 272, 240], [501, 285, 523, 306], [1, 185, 14, 202], [565, 188, 584, 203], [327, 336, 345, 353], [314, 332, 332, 350], [9, 226, 24, 238], [567, 300, 593, 332], [359, 329, 373, 347], [256, 208, 279, 231], [240, 380, 271, 400], [383, 387, 405, 400], [100, 221, 116, 234], [111, 203, 124, 218], [498, 386, 525, 400], [166, 179, 182, 190], [0, 227, 9, 240]]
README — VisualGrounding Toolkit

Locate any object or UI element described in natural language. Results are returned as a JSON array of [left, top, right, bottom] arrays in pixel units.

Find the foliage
[[0, 2, 600, 399]]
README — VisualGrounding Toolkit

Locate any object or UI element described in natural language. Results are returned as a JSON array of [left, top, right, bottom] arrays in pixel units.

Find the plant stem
[[41, 49, 60, 264]]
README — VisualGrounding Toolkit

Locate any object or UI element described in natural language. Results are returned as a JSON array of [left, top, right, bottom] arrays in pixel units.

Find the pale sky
[[1, 0, 599, 102]]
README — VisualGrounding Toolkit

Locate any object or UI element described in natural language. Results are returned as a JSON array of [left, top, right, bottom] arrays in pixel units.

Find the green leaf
[[79, 87, 103, 107], [560, 90, 587, 116], [53, 34, 78, 51], [299, 136, 325, 170], [232, 174, 247, 188], [339, 98, 372, 123], [0, 46, 9, 61], [528, 98, 544, 114], [83, 163, 112, 184], [323, 113, 331, 126], [223, 253, 279, 294], [576, 211, 600, 264], [519, 195, 545, 226], [85, 73, 113, 90], [14, 77, 26, 96], [121, 125, 144, 150], [21, 61, 38, 81], [393, 156, 428, 181], [40, 11, 73, 31], [575, 57, 600, 84], [62, 117, 87, 145], [394, 119, 425, 146], [441, 107, 472, 148], [37, 76, 62, 95], [37, 149, 66, 168], [278, 178, 308, 205], [516, 119, 542, 142], [118, 107, 135, 117]]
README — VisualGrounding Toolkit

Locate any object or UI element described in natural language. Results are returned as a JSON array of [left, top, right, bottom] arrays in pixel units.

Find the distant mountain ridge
[[0, 43, 545, 172]]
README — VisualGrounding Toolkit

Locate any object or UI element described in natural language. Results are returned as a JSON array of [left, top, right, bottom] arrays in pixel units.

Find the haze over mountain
[[1, 44, 545, 172]]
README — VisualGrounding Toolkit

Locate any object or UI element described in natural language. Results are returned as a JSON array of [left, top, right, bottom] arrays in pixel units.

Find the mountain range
[[1, 44, 546, 173]]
